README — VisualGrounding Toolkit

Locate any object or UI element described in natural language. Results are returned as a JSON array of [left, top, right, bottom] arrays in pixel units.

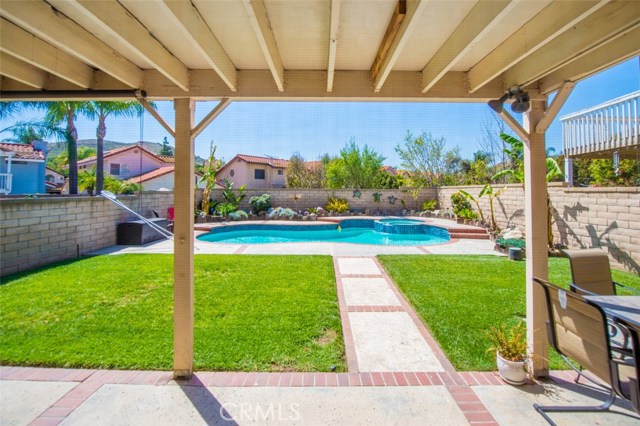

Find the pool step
[[448, 227, 490, 240]]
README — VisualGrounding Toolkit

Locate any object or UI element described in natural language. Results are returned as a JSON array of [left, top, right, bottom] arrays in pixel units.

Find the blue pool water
[[197, 219, 450, 246]]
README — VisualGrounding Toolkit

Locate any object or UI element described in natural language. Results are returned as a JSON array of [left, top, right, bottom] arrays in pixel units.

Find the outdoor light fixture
[[488, 87, 531, 114]]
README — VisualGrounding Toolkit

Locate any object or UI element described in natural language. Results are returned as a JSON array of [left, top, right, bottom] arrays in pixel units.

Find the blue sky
[[2, 57, 638, 166]]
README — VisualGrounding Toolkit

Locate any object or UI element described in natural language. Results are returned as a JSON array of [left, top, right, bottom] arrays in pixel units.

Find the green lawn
[[377, 255, 640, 372], [0, 255, 344, 372]]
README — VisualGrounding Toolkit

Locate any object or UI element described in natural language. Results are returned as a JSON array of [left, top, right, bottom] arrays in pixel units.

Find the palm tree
[[85, 101, 143, 194], [26, 102, 91, 195]]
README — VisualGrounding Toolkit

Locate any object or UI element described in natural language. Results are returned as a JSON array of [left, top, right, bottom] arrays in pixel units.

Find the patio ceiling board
[[420, 0, 517, 93], [0, 18, 94, 89], [466, 0, 607, 93], [46, 0, 190, 92], [0, 0, 142, 88], [503, 0, 640, 89], [0, 0, 636, 101], [0, 52, 47, 89], [539, 25, 640, 95]]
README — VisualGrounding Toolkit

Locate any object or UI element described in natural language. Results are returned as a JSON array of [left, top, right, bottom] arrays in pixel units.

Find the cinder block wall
[[0, 193, 173, 276], [437, 184, 640, 273], [200, 188, 439, 213]]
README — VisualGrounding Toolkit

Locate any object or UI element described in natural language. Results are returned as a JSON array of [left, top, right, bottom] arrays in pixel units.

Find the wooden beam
[[46, 0, 189, 92], [327, 0, 341, 92], [496, 109, 530, 143], [503, 1, 640, 89], [371, 0, 407, 83], [0, 52, 47, 88], [243, 0, 285, 92], [372, 0, 429, 92], [535, 81, 575, 134], [0, 0, 142, 88], [467, 0, 608, 93], [138, 97, 175, 138], [421, 0, 514, 93], [3, 70, 517, 101], [159, 0, 237, 92], [539, 25, 640, 94], [0, 18, 94, 88], [172, 97, 195, 379], [523, 100, 549, 377], [191, 98, 231, 139]]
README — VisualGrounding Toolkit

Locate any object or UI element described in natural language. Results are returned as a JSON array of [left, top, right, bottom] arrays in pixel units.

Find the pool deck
[[90, 218, 499, 257]]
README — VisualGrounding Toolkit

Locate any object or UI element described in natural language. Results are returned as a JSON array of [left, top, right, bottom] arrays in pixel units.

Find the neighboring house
[[0, 141, 47, 195], [77, 144, 172, 180], [45, 167, 65, 193], [127, 165, 205, 191], [380, 165, 398, 176], [217, 154, 288, 189]]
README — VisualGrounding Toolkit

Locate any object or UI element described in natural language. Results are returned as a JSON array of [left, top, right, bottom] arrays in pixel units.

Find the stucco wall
[[4, 160, 46, 194], [437, 184, 640, 274], [0, 192, 173, 276]]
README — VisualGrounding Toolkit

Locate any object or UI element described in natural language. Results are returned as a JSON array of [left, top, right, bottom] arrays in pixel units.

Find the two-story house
[[216, 154, 288, 189], [0, 141, 47, 195]]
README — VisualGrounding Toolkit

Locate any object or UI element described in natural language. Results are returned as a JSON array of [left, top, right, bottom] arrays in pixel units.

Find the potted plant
[[485, 322, 528, 385]]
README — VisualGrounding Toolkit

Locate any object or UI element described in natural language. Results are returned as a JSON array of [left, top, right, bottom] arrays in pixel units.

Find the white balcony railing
[[0, 173, 12, 194], [561, 90, 639, 157]]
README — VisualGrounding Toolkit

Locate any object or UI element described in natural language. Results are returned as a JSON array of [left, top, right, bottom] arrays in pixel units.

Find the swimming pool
[[196, 218, 450, 246]]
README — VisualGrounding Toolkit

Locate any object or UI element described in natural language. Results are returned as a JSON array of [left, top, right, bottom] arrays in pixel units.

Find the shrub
[[422, 199, 438, 211], [267, 207, 296, 219], [450, 192, 472, 215], [228, 210, 248, 221], [325, 197, 349, 213], [496, 237, 526, 249], [457, 208, 478, 220], [249, 194, 271, 214], [216, 202, 237, 216]]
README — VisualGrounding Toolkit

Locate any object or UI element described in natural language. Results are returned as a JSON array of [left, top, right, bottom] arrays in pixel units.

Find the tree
[[395, 131, 457, 187], [28, 102, 91, 195], [326, 140, 385, 189], [85, 101, 143, 195], [198, 143, 223, 215], [160, 136, 174, 156], [491, 133, 563, 250], [286, 152, 326, 188]]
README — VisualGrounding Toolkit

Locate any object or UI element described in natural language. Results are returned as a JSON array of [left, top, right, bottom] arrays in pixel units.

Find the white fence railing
[[561, 90, 639, 157], [0, 173, 12, 194]]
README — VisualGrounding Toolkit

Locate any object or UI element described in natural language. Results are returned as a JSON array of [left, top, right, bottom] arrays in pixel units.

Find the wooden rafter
[[137, 97, 175, 138], [0, 52, 47, 89], [242, 0, 285, 92], [327, 0, 341, 92], [421, 0, 515, 93], [191, 98, 231, 139], [158, 0, 237, 92], [0, 18, 94, 88], [497, 109, 530, 143], [372, 0, 429, 92], [540, 26, 640, 94], [467, 0, 608, 93], [535, 81, 575, 134], [47, 0, 190, 92], [371, 0, 406, 83], [503, 1, 640, 89], [0, 0, 143, 88]]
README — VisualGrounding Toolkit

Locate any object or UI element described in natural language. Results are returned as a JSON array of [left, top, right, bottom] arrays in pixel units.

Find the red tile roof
[[235, 154, 289, 168], [78, 144, 170, 165], [0, 142, 45, 160], [127, 166, 175, 183], [380, 165, 397, 175]]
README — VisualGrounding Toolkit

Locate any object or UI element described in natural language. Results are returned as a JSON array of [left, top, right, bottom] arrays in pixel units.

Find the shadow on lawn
[[177, 376, 239, 425]]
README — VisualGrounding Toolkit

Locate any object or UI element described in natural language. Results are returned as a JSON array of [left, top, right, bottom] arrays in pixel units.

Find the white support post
[[523, 100, 550, 377], [173, 98, 195, 379], [564, 157, 573, 186]]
